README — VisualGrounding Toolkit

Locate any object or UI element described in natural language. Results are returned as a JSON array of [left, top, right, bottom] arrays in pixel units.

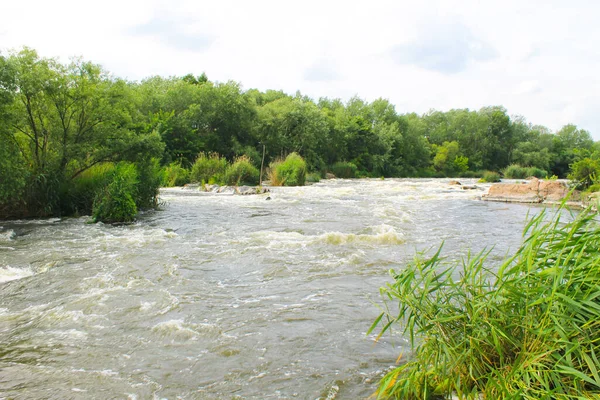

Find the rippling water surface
[[0, 179, 544, 399]]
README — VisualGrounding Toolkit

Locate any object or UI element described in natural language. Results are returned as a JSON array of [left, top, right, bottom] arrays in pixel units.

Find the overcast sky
[[2, 0, 599, 138]]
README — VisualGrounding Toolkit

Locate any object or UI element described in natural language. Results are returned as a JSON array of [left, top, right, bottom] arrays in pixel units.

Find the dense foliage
[[1, 47, 599, 220], [268, 152, 307, 186], [370, 206, 600, 399]]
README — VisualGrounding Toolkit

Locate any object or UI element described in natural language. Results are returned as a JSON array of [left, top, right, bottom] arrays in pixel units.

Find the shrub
[[190, 153, 227, 184], [503, 164, 529, 179], [92, 163, 138, 223], [224, 155, 259, 186], [370, 206, 600, 399], [162, 162, 190, 187], [526, 166, 548, 179], [135, 158, 163, 209], [271, 153, 307, 186], [479, 171, 501, 182], [330, 161, 357, 179], [568, 157, 600, 190], [453, 155, 469, 174]]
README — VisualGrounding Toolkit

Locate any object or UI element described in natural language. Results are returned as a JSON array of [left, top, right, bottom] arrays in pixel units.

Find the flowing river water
[[0, 179, 546, 399]]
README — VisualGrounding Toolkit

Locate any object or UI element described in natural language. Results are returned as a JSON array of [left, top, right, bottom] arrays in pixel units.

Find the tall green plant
[[190, 152, 227, 184], [162, 162, 190, 187], [273, 152, 306, 186], [370, 206, 600, 399], [135, 158, 162, 209], [92, 163, 138, 223], [224, 155, 259, 186]]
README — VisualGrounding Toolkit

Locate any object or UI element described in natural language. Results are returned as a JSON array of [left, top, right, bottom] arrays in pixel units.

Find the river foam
[[0, 265, 33, 283]]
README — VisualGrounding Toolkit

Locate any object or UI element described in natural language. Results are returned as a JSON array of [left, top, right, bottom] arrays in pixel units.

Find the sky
[[2, 0, 599, 138]]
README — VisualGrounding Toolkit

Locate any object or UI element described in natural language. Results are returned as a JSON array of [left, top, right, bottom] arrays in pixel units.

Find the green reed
[[370, 205, 600, 399]]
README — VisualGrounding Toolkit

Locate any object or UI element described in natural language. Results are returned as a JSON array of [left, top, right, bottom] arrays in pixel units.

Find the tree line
[[1, 48, 598, 220]]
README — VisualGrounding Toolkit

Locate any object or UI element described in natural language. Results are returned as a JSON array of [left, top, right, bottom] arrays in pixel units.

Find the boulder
[[448, 180, 462, 186], [483, 178, 579, 204], [325, 173, 336, 179]]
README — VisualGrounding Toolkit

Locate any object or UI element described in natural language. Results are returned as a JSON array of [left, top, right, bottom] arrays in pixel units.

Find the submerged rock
[[482, 178, 580, 204]]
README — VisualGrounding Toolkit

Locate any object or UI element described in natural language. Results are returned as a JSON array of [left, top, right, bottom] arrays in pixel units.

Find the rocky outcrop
[[482, 178, 580, 204], [160, 184, 269, 197], [203, 184, 269, 195]]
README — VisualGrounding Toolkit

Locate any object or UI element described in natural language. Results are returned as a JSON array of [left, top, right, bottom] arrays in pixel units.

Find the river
[[0, 179, 543, 399]]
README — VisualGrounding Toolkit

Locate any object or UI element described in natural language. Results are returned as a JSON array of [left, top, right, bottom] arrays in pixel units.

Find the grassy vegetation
[[162, 162, 190, 187], [479, 171, 501, 182], [190, 153, 228, 184], [224, 155, 260, 186], [370, 205, 600, 399], [92, 163, 139, 223], [330, 161, 358, 178], [504, 164, 549, 179], [268, 153, 307, 186]]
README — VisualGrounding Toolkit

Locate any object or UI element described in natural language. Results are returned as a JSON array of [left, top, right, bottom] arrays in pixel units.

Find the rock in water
[[483, 178, 580, 204]]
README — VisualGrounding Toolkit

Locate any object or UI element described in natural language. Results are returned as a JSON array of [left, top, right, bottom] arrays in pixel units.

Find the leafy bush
[[526, 166, 548, 179], [92, 163, 138, 223], [162, 162, 190, 187], [135, 158, 163, 209], [270, 153, 307, 186], [330, 161, 357, 179], [568, 157, 600, 190], [479, 171, 501, 182], [190, 153, 227, 184], [224, 155, 259, 186], [503, 164, 529, 179], [453, 155, 469, 174], [370, 207, 600, 399]]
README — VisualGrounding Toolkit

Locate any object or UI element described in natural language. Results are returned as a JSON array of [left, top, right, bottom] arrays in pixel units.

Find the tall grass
[[370, 205, 600, 399]]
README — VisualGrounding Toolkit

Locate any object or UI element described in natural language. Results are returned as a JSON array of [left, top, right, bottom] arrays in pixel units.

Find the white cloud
[[1, 0, 599, 138]]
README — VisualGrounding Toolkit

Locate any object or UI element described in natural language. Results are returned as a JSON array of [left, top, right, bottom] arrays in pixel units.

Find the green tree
[[0, 48, 163, 217]]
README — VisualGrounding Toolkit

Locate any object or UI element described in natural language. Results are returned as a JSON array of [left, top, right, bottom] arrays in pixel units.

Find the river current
[[0, 179, 543, 399]]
